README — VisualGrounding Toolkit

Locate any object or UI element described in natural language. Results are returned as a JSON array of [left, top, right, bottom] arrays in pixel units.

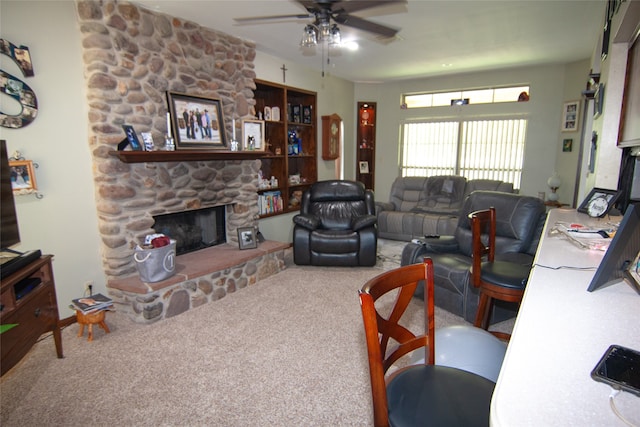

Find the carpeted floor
[[1, 240, 513, 426]]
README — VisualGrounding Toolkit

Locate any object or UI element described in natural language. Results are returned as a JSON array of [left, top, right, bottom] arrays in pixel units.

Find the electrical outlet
[[84, 281, 94, 295]]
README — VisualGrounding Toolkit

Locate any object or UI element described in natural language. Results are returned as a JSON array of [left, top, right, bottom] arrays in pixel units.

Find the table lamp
[[547, 173, 562, 202]]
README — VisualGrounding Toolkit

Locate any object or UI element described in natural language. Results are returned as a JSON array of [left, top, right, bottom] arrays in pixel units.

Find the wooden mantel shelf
[[109, 150, 268, 163]]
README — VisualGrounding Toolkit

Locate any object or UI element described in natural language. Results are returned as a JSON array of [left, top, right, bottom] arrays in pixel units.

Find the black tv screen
[[1, 140, 21, 249], [588, 203, 640, 294]]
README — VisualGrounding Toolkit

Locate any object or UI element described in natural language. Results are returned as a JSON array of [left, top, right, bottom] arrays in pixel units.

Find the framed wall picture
[[562, 138, 573, 152], [166, 91, 226, 150], [242, 119, 265, 151], [9, 159, 37, 193], [237, 226, 258, 250], [561, 100, 580, 132], [594, 83, 605, 119]]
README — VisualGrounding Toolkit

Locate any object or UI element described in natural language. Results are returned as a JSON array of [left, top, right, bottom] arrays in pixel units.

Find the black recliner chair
[[401, 190, 546, 323], [293, 180, 377, 266]]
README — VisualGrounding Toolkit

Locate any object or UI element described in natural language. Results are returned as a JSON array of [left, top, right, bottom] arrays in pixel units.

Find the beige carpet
[[1, 241, 513, 426]]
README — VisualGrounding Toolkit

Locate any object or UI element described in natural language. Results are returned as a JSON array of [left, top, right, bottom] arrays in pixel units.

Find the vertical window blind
[[400, 119, 527, 189]]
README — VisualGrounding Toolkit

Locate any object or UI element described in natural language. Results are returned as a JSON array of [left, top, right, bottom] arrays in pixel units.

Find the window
[[403, 86, 530, 108], [400, 118, 527, 189]]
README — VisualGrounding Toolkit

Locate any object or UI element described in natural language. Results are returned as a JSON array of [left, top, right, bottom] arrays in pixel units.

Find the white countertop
[[491, 208, 640, 426]]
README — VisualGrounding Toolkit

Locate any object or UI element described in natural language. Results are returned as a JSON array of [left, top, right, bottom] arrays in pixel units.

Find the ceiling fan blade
[[234, 13, 311, 24], [333, 13, 399, 38], [335, 0, 407, 15]]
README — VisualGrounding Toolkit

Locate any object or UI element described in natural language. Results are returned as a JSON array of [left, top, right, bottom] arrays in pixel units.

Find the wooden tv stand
[[1, 255, 63, 376]]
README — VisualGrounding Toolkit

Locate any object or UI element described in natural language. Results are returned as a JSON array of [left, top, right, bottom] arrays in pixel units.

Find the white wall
[[354, 63, 590, 203], [1, 1, 102, 318]]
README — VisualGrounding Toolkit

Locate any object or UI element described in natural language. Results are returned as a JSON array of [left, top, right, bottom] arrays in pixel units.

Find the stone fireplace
[[75, 1, 289, 323], [153, 205, 226, 255]]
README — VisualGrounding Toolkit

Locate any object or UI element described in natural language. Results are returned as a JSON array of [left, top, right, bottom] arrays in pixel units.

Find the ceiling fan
[[234, 0, 406, 43]]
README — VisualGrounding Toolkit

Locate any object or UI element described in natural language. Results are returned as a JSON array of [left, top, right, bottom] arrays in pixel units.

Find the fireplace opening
[[153, 206, 226, 256]]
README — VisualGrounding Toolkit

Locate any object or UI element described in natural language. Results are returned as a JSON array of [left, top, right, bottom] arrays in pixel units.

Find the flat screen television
[[588, 203, 640, 294], [1, 140, 21, 250]]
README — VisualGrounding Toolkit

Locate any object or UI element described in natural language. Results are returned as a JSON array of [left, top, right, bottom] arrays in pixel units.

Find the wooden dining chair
[[359, 258, 495, 427], [469, 207, 531, 341]]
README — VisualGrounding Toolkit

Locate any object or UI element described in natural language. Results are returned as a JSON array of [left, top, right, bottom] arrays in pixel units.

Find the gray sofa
[[376, 175, 514, 241]]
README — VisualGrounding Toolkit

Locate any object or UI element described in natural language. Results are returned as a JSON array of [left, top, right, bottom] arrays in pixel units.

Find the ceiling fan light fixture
[[300, 24, 318, 47], [319, 21, 331, 41], [329, 24, 341, 45]]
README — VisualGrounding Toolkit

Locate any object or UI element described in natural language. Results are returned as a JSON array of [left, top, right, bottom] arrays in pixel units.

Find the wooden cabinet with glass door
[[356, 102, 376, 190], [254, 79, 317, 217]]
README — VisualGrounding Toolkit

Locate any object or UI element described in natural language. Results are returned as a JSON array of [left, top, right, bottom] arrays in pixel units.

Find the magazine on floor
[[71, 293, 113, 313]]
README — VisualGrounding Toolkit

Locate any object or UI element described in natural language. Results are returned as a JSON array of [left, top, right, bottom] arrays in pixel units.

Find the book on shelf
[[71, 293, 113, 313], [258, 191, 283, 215]]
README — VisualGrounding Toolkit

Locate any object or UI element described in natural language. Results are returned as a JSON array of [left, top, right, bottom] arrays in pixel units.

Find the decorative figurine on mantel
[[230, 118, 239, 151]]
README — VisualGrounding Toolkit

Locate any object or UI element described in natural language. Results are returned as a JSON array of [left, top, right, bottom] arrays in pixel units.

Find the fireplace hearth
[[153, 206, 226, 256]]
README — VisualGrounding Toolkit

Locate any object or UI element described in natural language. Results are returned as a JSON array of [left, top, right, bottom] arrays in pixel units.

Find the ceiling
[[133, 0, 606, 83]]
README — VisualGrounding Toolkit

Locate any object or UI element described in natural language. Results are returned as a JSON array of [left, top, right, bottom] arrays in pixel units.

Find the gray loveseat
[[401, 190, 546, 323], [376, 175, 514, 241]]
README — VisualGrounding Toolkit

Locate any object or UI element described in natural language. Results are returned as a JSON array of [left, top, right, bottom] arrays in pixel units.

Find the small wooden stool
[[76, 310, 110, 341]]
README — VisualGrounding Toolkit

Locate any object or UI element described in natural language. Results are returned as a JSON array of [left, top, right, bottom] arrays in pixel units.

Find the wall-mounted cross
[[281, 64, 288, 83]]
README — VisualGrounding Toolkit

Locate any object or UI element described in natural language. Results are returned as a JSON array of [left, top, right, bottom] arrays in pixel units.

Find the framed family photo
[[237, 226, 258, 250], [9, 159, 37, 193], [561, 100, 580, 132], [166, 91, 226, 150]]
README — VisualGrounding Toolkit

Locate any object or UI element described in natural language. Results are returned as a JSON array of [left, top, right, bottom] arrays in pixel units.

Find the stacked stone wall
[[110, 249, 287, 323], [76, 1, 260, 282]]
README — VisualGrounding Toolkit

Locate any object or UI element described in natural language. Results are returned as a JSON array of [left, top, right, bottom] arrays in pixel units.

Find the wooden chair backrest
[[469, 207, 496, 287], [359, 258, 435, 427]]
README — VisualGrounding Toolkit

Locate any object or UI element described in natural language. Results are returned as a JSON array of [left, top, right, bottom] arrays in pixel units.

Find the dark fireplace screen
[[153, 207, 226, 255]]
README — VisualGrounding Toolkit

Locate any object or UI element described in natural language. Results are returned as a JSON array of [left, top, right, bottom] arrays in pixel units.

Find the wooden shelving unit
[[356, 102, 376, 190], [254, 79, 317, 217]]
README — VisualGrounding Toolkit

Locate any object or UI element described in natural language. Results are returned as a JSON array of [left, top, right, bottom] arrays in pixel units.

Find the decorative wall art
[[563, 138, 573, 152], [594, 83, 605, 119], [9, 159, 37, 195], [561, 100, 580, 132], [0, 39, 38, 129], [166, 92, 226, 150]]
